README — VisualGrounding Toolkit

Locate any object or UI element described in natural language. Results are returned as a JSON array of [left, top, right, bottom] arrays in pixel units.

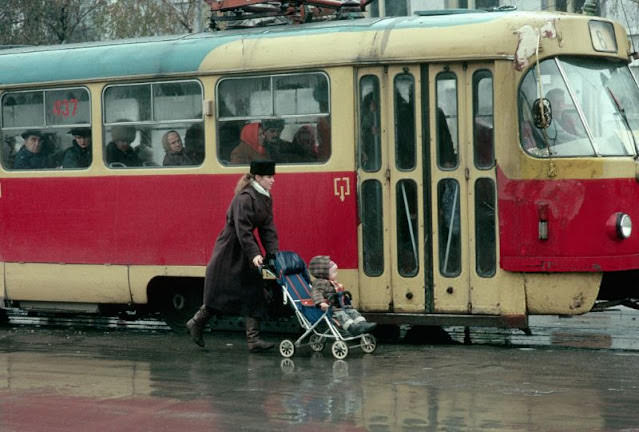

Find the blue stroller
[[269, 251, 377, 359]]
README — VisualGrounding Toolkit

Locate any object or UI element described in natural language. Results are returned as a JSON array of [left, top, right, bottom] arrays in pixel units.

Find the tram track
[[2, 309, 172, 332], [2, 307, 638, 351]]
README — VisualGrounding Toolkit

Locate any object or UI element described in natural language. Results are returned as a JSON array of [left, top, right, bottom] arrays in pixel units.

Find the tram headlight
[[616, 213, 632, 239]]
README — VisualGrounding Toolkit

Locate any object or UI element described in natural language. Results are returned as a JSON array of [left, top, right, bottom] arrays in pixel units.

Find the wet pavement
[[1, 308, 639, 431]]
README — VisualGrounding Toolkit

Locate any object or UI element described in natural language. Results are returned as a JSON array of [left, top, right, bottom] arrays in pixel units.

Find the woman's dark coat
[[203, 184, 278, 318]]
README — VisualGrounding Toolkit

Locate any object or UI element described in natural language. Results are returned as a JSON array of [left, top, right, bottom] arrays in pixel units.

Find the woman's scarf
[[240, 123, 265, 155], [251, 180, 270, 198]]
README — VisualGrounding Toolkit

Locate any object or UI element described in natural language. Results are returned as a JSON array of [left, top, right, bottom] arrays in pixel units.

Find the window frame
[[101, 79, 204, 169], [1, 86, 92, 171], [215, 71, 331, 166]]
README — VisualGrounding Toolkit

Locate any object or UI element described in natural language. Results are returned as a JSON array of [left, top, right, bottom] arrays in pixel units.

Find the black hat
[[21, 129, 43, 139], [250, 160, 275, 176], [68, 127, 91, 137]]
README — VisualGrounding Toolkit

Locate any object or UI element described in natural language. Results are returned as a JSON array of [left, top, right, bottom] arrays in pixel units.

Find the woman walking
[[187, 160, 278, 352]]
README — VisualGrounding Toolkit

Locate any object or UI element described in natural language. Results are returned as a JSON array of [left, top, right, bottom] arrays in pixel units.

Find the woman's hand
[[320, 302, 329, 311], [252, 255, 264, 268]]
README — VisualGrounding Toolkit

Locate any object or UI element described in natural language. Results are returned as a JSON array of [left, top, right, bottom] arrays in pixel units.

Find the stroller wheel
[[279, 339, 295, 358], [360, 334, 377, 354], [309, 334, 326, 352], [331, 340, 349, 360]]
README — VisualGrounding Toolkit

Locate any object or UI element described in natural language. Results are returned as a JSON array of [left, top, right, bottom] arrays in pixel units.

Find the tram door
[[357, 63, 498, 314], [357, 65, 426, 313], [429, 63, 498, 314]]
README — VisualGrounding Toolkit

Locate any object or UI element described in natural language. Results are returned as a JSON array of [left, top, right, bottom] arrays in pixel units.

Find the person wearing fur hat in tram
[[186, 160, 279, 352], [105, 122, 142, 167], [309, 255, 377, 336], [229, 122, 271, 164]]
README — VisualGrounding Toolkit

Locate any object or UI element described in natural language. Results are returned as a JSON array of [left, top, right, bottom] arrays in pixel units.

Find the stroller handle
[[260, 265, 277, 280]]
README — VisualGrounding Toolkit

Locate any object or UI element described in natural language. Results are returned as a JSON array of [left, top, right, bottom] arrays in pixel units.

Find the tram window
[[154, 81, 203, 121], [394, 74, 416, 171], [475, 178, 496, 277], [518, 58, 594, 157], [103, 80, 203, 168], [217, 72, 330, 165], [218, 77, 270, 118], [362, 179, 384, 277], [396, 179, 418, 277], [1, 87, 91, 170], [559, 57, 639, 156], [437, 178, 461, 277], [104, 84, 151, 123], [359, 75, 381, 172], [473, 70, 494, 169], [436, 73, 458, 169]]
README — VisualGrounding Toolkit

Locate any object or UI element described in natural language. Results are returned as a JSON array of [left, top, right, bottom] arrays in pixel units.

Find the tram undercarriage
[[594, 270, 639, 311]]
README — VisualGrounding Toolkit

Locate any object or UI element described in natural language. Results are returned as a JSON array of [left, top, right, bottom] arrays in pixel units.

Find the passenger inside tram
[[14, 129, 54, 169], [185, 122, 205, 165], [287, 125, 318, 162], [63, 127, 92, 169], [230, 122, 270, 163], [262, 119, 291, 161], [161, 130, 193, 166], [105, 123, 142, 168]]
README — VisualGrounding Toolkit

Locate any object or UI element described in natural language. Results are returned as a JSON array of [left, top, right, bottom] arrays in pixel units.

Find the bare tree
[[0, 0, 109, 46], [93, 0, 189, 40], [0, 0, 209, 46], [161, 0, 206, 33]]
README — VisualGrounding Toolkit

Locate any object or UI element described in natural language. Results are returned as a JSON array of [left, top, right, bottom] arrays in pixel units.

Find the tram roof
[[0, 11, 624, 87]]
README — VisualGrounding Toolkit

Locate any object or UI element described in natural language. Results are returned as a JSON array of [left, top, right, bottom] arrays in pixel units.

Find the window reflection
[[438, 178, 461, 276], [394, 74, 415, 170], [1, 87, 91, 170], [473, 70, 494, 169], [359, 75, 381, 172], [362, 180, 384, 276], [518, 57, 639, 157], [103, 80, 203, 168], [396, 179, 418, 277], [436, 73, 458, 169], [475, 178, 496, 277], [217, 72, 330, 165]]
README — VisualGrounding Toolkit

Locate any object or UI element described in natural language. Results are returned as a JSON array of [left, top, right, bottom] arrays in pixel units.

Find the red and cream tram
[[0, 1, 638, 331]]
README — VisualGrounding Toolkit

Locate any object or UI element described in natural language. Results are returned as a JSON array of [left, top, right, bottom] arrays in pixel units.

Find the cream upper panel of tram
[[198, 14, 629, 74]]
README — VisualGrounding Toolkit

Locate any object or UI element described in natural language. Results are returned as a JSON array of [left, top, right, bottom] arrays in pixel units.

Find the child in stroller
[[308, 255, 377, 336], [272, 251, 377, 359]]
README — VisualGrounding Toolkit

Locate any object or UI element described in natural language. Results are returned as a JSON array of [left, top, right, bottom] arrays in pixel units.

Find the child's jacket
[[308, 255, 344, 308]]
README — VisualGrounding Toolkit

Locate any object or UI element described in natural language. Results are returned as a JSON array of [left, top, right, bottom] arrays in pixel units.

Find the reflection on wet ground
[[1, 307, 639, 431]]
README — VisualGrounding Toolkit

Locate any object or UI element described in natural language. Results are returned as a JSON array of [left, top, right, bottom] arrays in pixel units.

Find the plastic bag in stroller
[[269, 251, 377, 359]]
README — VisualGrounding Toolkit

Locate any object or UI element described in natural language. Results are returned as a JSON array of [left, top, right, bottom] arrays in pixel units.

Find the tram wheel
[[152, 278, 203, 331]]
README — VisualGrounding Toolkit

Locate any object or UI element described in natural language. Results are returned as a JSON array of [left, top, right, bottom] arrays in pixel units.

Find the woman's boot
[[186, 306, 212, 347], [245, 317, 274, 353]]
